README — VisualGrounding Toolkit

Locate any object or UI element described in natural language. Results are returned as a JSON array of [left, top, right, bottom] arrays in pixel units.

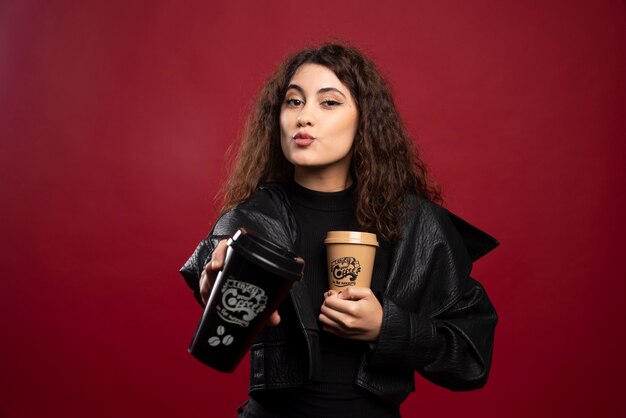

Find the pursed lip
[[292, 131, 315, 140]]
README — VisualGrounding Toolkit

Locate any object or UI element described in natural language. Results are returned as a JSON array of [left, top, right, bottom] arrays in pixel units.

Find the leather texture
[[180, 184, 499, 406]]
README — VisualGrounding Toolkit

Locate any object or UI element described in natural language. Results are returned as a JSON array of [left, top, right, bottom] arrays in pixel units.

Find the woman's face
[[280, 63, 358, 186]]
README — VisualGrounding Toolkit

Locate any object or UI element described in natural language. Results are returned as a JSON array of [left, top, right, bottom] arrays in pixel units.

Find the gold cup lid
[[323, 231, 379, 247]]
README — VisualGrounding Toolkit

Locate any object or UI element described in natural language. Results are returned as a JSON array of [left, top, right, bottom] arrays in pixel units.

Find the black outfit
[[246, 182, 398, 417], [180, 183, 498, 416]]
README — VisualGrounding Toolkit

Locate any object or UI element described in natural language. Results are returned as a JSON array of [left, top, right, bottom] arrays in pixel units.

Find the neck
[[293, 166, 352, 192]]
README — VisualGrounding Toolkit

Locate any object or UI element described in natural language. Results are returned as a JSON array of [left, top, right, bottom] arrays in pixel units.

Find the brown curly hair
[[220, 43, 441, 242]]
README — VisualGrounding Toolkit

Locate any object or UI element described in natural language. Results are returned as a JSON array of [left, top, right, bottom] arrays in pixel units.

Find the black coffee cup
[[188, 228, 304, 372]]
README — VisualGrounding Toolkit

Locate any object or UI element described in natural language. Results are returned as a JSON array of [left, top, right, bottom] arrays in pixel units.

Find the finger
[[267, 311, 281, 327], [319, 312, 358, 335], [199, 274, 209, 305], [337, 286, 373, 300], [319, 312, 344, 332], [201, 239, 229, 294], [321, 323, 372, 341], [320, 321, 343, 337], [202, 239, 229, 275], [322, 294, 359, 315], [319, 304, 355, 330]]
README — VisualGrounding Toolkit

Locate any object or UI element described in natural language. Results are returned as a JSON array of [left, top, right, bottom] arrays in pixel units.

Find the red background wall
[[1, 1, 625, 417]]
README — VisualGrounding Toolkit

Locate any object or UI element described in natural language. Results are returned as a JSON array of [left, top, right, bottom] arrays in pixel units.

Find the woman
[[181, 43, 498, 418]]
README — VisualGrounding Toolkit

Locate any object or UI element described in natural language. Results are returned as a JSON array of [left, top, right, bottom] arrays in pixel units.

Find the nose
[[297, 108, 314, 127]]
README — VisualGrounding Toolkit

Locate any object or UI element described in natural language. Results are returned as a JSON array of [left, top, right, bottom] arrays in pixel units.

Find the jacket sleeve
[[179, 232, 228, 307], [367, 200, 498, 391], [179, 185, 297, 307], [178, 204, 252, 307]]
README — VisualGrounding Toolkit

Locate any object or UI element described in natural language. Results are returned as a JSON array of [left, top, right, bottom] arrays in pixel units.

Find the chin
[[285, 154, 318, 167], [291, 160, 321, 169]]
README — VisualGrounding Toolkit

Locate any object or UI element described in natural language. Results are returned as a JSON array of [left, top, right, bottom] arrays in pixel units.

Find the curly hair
[[219, 43, 441, 242]]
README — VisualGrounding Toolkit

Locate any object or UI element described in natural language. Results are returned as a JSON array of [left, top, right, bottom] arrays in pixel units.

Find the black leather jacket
[[180, 184, 498, 406]]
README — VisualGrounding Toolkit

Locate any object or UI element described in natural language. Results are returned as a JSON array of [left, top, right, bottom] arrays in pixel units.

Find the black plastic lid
[[227, 228, 304, 281]]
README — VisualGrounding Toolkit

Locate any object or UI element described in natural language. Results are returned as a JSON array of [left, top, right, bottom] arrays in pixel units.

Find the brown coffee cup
[[323, 231, 378, 292]]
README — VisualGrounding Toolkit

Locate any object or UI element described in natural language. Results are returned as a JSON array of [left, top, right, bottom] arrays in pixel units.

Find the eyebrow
[[286, 84, 347, 99]]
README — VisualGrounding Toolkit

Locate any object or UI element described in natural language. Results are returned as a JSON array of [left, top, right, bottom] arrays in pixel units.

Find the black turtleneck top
[[250, 181, 397, 418]]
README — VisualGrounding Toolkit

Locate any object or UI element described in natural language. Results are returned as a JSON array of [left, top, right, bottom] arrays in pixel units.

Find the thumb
[[338, 286, 371, 300], [210, 239, 229, 270]]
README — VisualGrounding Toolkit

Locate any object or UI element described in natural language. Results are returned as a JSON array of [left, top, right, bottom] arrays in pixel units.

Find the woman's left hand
[[319, 287, 383, 342]]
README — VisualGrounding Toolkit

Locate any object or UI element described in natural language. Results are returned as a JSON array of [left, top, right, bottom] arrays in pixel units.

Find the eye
[[286, 98, 303, 107], [321, 100, 341, 107]]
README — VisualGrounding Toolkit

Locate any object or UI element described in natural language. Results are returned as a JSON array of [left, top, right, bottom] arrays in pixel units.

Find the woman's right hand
[[199, 238, 281, 326]]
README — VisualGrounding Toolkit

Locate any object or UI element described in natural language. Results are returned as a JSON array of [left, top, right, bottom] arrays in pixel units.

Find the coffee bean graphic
[[208, 326, 234, 347]]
